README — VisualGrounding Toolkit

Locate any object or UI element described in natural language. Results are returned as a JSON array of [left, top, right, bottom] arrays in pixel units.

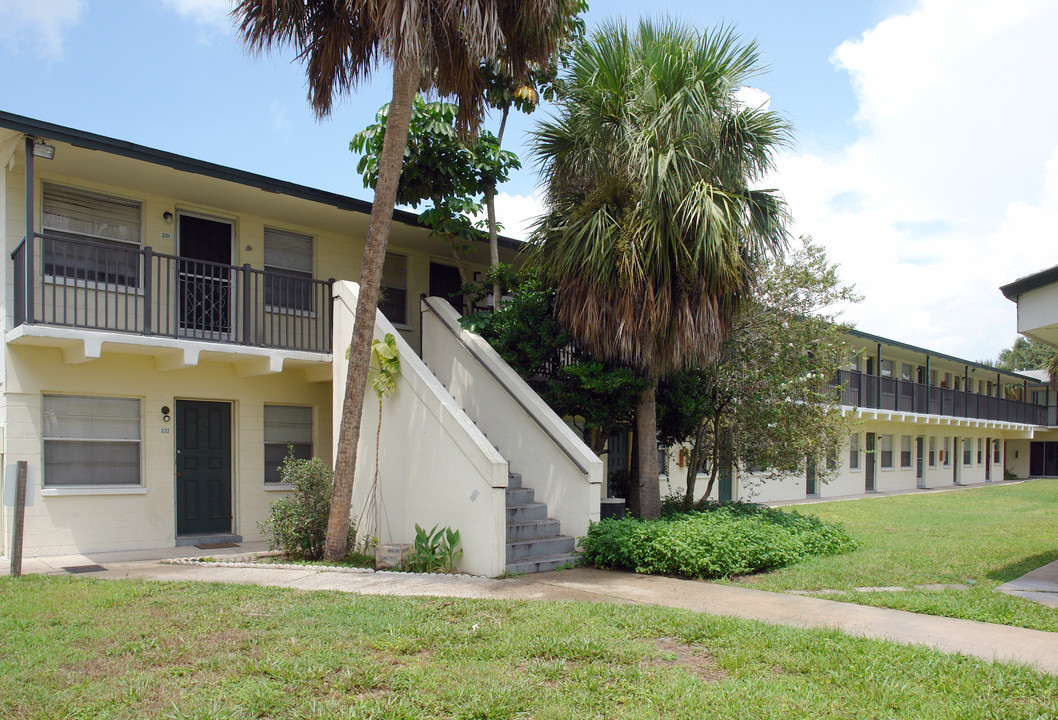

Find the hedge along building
[[0, 111, 602, 576], [654, 328, 1054, 504]]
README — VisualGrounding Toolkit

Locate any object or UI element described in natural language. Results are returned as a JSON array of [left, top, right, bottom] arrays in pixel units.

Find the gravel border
[[160, 553, 487, 578]]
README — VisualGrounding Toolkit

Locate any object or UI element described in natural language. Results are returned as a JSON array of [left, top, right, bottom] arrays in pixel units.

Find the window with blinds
[[264, 405, 314, 483], [43, 395, 141, 486], [263, 227, 314, 311], [41, 183, 142, 286], [379, 252, 408, 325]]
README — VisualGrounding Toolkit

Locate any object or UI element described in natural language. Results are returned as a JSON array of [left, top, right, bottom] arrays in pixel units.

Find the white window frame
[[264, 404, 314, 487], [900, 435, 912, 468], [379, 252, 409, 327], [943, 437, 951, 466], [41, 182, 143, 292], [41, 394, 142, 492], [263, 227, 316, 315], [849, 433, 860, 471], [880, 434, 894, 469], [929, 436, 936, 467]]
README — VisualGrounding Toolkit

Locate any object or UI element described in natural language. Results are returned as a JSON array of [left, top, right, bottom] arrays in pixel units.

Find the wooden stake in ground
[[10, 460, 27, 578]]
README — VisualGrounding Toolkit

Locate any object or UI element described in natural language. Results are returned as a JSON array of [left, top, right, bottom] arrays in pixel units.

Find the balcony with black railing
[[832, 369, 1051, 426], [11, 233, 334, 353]]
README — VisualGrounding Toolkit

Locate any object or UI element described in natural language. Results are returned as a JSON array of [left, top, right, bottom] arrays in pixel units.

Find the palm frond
[[527, 17, 792, 377]]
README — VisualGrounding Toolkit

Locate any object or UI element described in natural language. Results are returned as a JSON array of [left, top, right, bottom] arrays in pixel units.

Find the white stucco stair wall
[[331, 281, 510, 578], [419, 296, 603, 543]]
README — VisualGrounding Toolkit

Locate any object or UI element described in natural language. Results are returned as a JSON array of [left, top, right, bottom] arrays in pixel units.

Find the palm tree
[[528, 19, 791, 519], [234, 0, 570, 560]]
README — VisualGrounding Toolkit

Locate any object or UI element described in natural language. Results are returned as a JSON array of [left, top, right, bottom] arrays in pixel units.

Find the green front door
[[176, 400, 232, 536]]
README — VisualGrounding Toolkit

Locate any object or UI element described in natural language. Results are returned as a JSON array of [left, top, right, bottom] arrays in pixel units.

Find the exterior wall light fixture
[[32, 141, 55, 160]]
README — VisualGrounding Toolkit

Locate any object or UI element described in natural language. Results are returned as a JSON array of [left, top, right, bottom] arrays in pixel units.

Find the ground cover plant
[[1, 576, 1056, 719], [733, 479, 1058, 632], [581, 502, 856, 578]]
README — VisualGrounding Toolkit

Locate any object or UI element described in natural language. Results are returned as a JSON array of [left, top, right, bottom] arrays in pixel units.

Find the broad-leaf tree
[[994, 337, 1055, 372], [234, 0, 573, 560], [657, 237, 859, 506], [350, 96, 519, 297], [529, 19, 791, 518]]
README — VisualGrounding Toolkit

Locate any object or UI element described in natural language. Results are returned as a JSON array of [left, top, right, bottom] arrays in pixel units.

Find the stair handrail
[[421, 296, 591, 475]]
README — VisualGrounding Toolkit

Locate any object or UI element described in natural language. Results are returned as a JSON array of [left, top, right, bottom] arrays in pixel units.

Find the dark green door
[[176, 400, 232, 536], [806, 457, 817, 496], [718, 463, 733, 502], [865, 433, 876, 492]]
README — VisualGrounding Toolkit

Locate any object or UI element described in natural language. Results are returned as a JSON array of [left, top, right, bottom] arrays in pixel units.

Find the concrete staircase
[[504, 472, 578, 575], [429, 361, 579, 575]]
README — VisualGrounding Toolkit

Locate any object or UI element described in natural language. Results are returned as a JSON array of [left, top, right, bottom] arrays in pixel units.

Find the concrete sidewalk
[[8, 547, 1057, 676], [999, 559, 1058, 608]]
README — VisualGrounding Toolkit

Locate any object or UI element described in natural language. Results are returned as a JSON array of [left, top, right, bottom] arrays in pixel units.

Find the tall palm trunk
[[325, 60, 422, 561], [486, 105, 510, 310], [633, 378, 661, 519]]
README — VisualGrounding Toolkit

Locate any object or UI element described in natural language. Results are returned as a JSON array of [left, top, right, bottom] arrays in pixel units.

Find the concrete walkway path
[[999, 559, 1058, 608], [6, 546, 1058, 676]]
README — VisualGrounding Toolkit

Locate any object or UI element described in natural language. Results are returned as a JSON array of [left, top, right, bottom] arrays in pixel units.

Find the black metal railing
[[12, 233, 334, 353], [833, 369, 1050, 425]]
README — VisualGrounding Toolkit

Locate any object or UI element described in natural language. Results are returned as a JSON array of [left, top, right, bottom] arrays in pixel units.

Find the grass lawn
[[731, 478, 1058, 631], [1, 576, 1057, 719]]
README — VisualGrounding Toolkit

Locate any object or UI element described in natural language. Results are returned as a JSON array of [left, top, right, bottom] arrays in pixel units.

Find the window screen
[[264, 227, 314, 311], [42, 183, 141, 286], [379, 253, 408, 325], [264, 405, 314, 483], [43, 395, 141, 486]]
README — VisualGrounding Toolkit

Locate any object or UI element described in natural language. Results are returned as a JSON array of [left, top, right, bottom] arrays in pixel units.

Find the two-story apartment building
[[0, 111, 561, 569], [3, 110, 1052, 573], [658, 328, 1055, 503]]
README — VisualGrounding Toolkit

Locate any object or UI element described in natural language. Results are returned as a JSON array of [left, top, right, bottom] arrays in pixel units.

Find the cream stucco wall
[[0, 343, 331, 557], [3, 147, 512, 356]]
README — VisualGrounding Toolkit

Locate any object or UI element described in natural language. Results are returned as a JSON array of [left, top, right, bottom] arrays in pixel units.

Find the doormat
[[62, 564, 106, 574], [195, 542, 239, 549]]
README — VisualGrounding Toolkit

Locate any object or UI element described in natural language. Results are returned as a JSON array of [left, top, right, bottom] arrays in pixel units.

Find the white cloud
[[735, 86, 771, 111], [489, 192, 545, 242], [773, 0, 1058, 360], [162, 0, 233, 27], [0, 0, 84, 58]]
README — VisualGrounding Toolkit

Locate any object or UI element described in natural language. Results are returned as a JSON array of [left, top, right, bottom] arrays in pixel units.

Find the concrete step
[[505, 553, 580, 576], [506, 535, 576, 562], [508, 473, 522, 489], [505, 487, 535, 506], [506, 518, 561, 542], [506, 502, 548, 522]]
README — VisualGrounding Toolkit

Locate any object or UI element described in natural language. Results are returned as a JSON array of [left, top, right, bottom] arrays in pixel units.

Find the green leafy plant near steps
[[405, 523, 463, 573]]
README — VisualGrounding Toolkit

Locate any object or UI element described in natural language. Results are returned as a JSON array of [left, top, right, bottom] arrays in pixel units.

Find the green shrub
[[581, 504, 857, 579], [258, 454, 354, 560]]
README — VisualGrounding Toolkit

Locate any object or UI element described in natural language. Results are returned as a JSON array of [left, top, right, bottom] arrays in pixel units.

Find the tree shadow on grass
[[985, 550, 1058, 583]]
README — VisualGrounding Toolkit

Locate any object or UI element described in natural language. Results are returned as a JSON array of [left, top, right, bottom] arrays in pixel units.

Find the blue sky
[[3, 0, 1057, 362]]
